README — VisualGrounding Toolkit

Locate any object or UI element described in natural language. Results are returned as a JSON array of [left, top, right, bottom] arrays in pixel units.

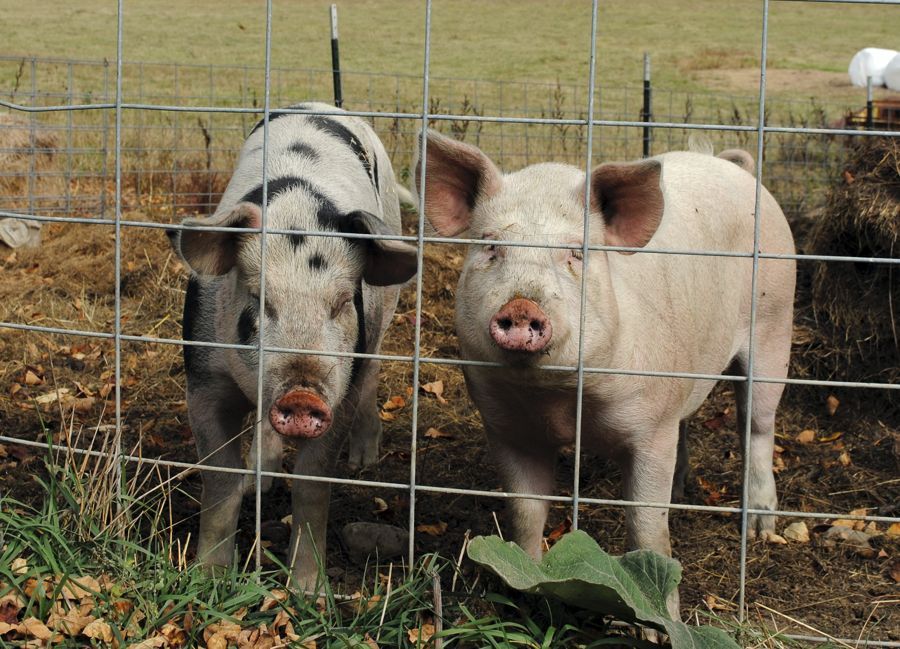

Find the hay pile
[[801, 137, 899, 390]]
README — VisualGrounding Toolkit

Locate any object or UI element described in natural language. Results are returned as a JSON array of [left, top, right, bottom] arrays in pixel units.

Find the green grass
[[0, 443, 821, 648], [2, 0, 897, 96]]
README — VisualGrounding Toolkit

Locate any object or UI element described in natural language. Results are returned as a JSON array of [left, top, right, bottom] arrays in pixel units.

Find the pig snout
[[269, 389, 333, 438], [489, 298, 552, 353]]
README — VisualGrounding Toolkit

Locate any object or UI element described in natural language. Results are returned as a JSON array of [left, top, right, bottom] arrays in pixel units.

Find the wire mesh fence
[[1, 0, 899, 645], [0, 53, 863, 223]]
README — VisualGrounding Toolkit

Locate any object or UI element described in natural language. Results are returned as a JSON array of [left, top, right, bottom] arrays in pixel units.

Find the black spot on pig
[[308, 254, 327, 271], [287, 142, 319, 159], [247, 110, 293, 136], [240, 176, 337, 212], [307, 115, 379, 193]]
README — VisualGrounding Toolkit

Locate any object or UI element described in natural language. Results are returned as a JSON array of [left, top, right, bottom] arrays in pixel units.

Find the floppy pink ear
[[414, 129, 502, 237], [174, 202, 262, 275], [588, 159, 664, 253]]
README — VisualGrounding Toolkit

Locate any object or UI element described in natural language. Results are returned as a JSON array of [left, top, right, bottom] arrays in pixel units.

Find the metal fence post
[[642, 52, 652, 158], [866, 75, 874, 130], [330, 4, 343, 108]]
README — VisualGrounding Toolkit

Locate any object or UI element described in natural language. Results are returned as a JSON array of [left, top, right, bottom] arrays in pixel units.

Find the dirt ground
[[1, 197, 898, 643], [692, 67, 900, 103]]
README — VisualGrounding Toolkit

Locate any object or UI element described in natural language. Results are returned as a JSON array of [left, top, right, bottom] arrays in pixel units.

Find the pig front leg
[[491, 435, 558, 560], [189, 382, 253, 570], [621, 422, 680, 619], [347, 359, 383, 470], [287, 417, 348, 591], [244, 424, 284, 495]]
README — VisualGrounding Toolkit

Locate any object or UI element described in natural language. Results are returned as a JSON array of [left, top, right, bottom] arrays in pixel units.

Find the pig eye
[[570, 249, 584, 261], [330, 293, 354, 320]]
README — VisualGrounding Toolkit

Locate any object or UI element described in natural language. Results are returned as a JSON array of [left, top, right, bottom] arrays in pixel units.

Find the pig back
[[604, 151, 795, 408]]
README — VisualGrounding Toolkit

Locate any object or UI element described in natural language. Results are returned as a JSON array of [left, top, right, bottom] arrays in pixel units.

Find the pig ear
[[176, 202, 262, 275], [344, 210, 418, 287], [414, 129, 502, 237], [588, 159, 664, 253]]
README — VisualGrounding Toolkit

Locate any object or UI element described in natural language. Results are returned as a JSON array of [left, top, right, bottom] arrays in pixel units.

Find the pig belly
[[466, 371, 633, 457]]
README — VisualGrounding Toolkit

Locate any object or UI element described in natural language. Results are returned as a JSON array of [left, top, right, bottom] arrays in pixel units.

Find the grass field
[[2, 0, 899, 99]]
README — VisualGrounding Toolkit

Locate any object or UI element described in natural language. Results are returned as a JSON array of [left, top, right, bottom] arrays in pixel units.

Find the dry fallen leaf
[[259, 589, 288, 613], [11, 558, 28, 575], [825, 394, 839, 416], [546, 517, 572, 546], [0, 593, 23, 625], [703, 594, 733, 611], [24, 370, 42, 386], [795, 429, 816, 444], [833, 508, 868, 531], [837, 450, 852, 467], [20, 617, 53, 640], [372, 497, 389, 515], [782, 521, 810, 543], [817, 431, 844, 443], [424, 427, 453, 439], [890, 561, 900, 584], [34, 388, 70, 405], [61, 575, 100, 600], [378, 410, 396, 422], [886, 522, 900, 538], [416, 521, 448, 536], [82, 618, 114, 643], [382, 395, 406, 411], [408, 623, 435, 644], [420, 380, 447, 404]]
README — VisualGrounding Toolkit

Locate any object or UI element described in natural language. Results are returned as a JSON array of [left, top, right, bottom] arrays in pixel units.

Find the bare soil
[[1, 207, 898, 642], [692, 67, 899, 103]]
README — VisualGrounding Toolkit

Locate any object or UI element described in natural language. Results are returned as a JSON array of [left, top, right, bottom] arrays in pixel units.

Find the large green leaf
[[468, 531, 739, 649]]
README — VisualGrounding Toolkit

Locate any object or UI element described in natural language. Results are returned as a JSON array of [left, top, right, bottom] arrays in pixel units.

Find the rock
[[822, 525, 876, 558], [341, 522, 408, 564]]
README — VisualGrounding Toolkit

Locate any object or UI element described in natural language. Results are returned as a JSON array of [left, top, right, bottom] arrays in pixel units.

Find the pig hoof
[[758, 530, 787, 545]]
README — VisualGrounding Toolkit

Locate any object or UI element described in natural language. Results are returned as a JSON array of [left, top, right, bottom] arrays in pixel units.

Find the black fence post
[[330, 4, 343, 108], [641, 52, 652, 157], [865, 75, 873, 130]]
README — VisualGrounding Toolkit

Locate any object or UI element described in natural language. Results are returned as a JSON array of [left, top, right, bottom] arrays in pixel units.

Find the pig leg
[[732, 356, 785, 541], [621, 423, 680, 618], [491, 436, 557, 560], [287, 412, 349, 591], [347, 359, 383, 470], [190, 382, 253, 569], [243, 424, 283, 495], [671, 421, 690, 502]]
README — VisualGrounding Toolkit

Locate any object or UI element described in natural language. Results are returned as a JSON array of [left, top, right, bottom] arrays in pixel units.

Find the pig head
[[415, 129, 796, 617]]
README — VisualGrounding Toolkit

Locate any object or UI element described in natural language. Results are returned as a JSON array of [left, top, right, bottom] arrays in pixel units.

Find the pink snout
[[269, 389, 333, 438], [489, 298, 552, 353]]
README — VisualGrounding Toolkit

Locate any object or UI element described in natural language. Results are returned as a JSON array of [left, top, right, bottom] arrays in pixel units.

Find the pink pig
[[415, 130, 795, 616]]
